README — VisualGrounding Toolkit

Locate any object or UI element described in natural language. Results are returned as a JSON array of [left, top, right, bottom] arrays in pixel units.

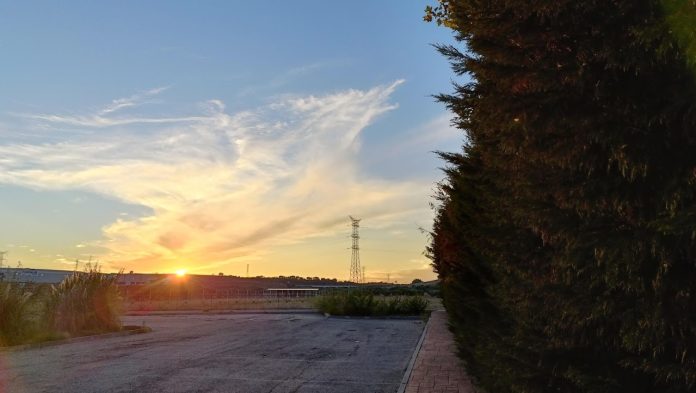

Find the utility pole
[[349, 216, 362, 284], [362, 266, 366, 284], [246, 264, 249, 278], [0, 251, 6, 270]]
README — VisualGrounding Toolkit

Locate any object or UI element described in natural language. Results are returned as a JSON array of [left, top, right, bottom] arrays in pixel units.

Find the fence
[[120, 286, 322, 311]]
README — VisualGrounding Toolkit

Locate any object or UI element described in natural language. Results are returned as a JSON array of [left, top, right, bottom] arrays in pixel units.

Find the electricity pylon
[[349, 216, 362, 284]]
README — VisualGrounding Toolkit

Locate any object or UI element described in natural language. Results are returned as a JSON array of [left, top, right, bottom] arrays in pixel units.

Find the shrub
[[316, 291, 428, 316], [48, 266, 122, 335], [0, 268, 124, 347], [0, 283, 34, 345], [400, 296, 429, 315]]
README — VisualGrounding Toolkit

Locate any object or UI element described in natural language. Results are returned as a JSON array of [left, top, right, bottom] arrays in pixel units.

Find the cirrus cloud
[[0, 80, 432, 273]]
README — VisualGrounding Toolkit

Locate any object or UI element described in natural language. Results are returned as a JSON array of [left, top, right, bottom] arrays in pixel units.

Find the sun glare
[[175, 269, 187, 277]]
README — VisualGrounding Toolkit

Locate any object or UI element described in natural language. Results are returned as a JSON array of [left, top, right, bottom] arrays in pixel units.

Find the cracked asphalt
[[0, 313, 424, 393]]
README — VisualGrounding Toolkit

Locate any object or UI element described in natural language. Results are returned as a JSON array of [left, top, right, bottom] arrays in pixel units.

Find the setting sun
[[175, 269, 187, 277]]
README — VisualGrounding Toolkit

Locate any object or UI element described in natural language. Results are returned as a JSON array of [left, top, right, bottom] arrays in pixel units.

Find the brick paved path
[[404, 310, 476, 393]]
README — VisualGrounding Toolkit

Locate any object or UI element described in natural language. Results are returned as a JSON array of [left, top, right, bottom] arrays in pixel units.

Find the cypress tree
[[429, 1, 696, 391]]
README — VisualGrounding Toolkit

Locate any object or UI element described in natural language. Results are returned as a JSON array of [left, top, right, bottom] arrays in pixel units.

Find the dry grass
[[124, 297, 316, 312], [48, 267, 122, 335], [124, 293, 442, 314], [424, 294, 444, 311], [0, 283, 35, 345], [0, 266, 125, 347]]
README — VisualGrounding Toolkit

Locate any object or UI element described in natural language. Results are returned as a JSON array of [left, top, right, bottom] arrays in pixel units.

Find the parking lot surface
[[0, 313, 424, 393]]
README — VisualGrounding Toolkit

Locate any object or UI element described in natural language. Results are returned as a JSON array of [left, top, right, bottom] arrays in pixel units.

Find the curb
[[0, 326, 151, 353], [325, 315, 425, 321], [397, 311, 433, 393], [125, 309, 428, 320]]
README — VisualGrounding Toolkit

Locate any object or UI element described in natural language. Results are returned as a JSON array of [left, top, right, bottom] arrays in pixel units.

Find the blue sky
[[0, 1, 464, 282]]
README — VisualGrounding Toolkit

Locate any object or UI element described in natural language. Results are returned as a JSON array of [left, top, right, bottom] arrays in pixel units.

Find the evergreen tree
[[429, 1, 696, 391]]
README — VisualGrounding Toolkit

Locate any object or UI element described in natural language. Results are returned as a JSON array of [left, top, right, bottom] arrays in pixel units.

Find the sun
[[175, 269, 187, 277]]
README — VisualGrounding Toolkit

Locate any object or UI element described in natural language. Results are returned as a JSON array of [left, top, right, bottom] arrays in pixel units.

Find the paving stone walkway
[[404, 310, 476, 393]]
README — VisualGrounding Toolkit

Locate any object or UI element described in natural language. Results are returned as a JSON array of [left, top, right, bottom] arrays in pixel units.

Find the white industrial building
[[0, 268, 73, 284]]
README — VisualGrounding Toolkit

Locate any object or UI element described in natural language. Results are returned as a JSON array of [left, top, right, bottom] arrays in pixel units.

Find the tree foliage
[[428, 1, 696, 392]]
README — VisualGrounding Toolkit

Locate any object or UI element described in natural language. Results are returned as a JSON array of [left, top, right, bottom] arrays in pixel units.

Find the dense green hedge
[[428, 1, 696, 392]]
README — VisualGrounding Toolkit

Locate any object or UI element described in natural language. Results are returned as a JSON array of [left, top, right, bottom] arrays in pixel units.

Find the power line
[[349, 216, 362, 284]]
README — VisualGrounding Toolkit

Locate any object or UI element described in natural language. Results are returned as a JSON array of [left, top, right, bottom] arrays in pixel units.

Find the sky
[[0, 1, 464, 283]]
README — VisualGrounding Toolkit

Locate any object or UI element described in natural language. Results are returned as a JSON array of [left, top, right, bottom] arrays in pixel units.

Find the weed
[[47, 266, 122, 335], [0, 283, 34, 345]]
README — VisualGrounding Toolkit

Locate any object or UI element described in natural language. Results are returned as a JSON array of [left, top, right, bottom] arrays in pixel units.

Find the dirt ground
[[0, 312, 424, 393]]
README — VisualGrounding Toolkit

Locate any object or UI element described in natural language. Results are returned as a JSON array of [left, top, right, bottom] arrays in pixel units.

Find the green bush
[[316, 291, 428, 316], [401, 296, 430, 315]]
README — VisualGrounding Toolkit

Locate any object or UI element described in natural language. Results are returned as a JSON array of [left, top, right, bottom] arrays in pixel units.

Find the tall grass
[[316, 291, 429, 316], [47, 266, 122, 335], [0, 267, 124, 347], [0, 283, 35, 346]]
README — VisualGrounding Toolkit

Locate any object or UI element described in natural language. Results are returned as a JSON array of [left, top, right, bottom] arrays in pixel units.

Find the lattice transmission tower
[[349, 216, 362, 283]]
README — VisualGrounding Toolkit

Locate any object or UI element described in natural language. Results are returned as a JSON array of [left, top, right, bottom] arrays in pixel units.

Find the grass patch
[[315, 291, 429, 316], [0, 265, 123, 347], [47, 267, 121, 335], [0, 283, 36, 346]]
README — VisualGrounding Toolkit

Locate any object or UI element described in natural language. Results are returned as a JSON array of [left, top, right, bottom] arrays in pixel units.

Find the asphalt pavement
[[0, 313, 424, 393]]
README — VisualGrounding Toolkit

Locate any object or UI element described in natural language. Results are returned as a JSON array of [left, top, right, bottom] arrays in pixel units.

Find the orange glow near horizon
[[175, 269, 187, 277]]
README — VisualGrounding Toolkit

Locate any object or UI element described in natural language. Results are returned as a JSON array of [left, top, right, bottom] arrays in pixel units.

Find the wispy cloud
[[0, 80, 428, 273], [99, 87, 169, 115], [21, 114, 207, 128], [235, 60, 348, 99], [368, 113, 461, 163], [14, 86, 208, 128]]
